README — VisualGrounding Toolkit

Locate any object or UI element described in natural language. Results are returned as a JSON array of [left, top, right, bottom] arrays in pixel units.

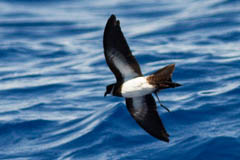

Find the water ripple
[[0, 0, 240, 159]]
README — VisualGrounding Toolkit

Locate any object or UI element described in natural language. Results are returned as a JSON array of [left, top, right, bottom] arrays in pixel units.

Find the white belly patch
[[121, 77, 155, 98]]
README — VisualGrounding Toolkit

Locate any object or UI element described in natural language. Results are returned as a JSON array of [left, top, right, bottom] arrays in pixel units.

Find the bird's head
[[104, 84, 115, 97]]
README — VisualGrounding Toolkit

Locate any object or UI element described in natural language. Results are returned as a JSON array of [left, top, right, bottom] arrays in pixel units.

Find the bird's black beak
[[104, 91, 107, 97], [104, 83, 115, 97]]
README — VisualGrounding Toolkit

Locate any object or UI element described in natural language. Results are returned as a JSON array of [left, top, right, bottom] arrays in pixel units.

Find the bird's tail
[[147, 64, 181, 90]]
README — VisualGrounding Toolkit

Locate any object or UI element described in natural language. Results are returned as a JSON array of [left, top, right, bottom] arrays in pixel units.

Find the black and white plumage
[[103, 14, 181, 142]]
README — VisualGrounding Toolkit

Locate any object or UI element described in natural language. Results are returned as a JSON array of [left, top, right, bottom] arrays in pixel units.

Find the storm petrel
[[103, 14, 181, 142]]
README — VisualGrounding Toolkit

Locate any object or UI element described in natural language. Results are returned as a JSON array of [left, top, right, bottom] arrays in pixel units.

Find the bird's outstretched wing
[[125, 94, 169, 142], [103, 14, 142, 83]]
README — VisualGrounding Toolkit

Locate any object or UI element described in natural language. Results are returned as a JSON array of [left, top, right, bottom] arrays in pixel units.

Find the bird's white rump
[[121, 76, 155, 98]]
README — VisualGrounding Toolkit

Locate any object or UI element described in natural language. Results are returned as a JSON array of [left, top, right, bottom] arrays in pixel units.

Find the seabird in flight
[[103, 14, 181, 142]]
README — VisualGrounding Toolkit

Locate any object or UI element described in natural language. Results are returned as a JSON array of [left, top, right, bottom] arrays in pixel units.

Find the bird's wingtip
[[108, 14, 117, 24], [110, 14, 116, 19]]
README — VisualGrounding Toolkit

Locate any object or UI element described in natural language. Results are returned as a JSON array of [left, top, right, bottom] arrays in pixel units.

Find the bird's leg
[[154, 92, 170, 112]]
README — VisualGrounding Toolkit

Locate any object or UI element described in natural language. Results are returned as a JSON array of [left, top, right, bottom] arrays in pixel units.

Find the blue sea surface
[[0, 0, 240, 159]]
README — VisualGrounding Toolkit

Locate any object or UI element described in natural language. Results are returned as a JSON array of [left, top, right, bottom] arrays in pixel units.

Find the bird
[[103, 14, 181, 142]]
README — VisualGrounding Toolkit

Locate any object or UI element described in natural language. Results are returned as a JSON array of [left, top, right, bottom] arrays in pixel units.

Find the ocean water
[[0, 0, 240, 159]]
